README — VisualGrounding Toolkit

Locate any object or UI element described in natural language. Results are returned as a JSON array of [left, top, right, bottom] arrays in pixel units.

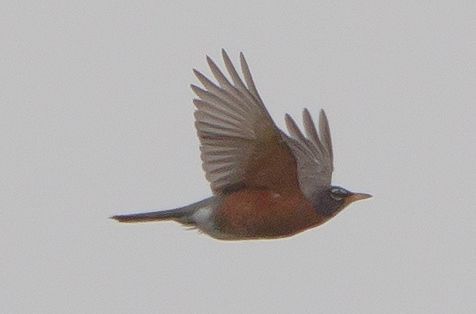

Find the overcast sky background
[[1, 1, 475, 313]]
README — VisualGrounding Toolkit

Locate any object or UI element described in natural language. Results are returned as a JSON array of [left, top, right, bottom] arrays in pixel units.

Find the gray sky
[[1, 1, 475, 313]]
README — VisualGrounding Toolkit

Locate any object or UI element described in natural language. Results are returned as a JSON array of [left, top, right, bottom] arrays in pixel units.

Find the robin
[[112, 50, 371, 240]]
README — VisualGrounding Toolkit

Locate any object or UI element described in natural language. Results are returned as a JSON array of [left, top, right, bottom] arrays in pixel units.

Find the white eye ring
[[330, 187, 348, 200], [330, 192, 344, 201]]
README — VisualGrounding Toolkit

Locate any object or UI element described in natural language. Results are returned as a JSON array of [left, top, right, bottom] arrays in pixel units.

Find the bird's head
[[314, 186, 372, 217]]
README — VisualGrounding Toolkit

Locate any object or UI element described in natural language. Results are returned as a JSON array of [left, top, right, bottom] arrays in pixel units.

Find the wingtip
[[284, 113, 298, 130], [319, 109, 329, 124], [302, 108, 314, 127], [239, 52, 245, 64], [190, 84, 201, 94], [207, 54, 223, 70], [221, 49, 231, 62], [206, 54, 219, 69], [193, 69, 207, 82]]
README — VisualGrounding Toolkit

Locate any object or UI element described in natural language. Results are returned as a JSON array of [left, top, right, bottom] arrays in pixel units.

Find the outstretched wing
[[283, 109, 334, 198], [192, 50, 334, 199], [192, 50, 299, 195]]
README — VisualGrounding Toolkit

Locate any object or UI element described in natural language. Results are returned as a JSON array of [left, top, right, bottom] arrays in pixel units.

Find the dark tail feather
[[110, 197, 215, 224], [111, 209, 183, 223]]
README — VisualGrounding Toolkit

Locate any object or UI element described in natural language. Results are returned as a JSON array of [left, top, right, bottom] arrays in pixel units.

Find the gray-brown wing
[[283, 109, 334, 199], [192, 50, 299, 195]]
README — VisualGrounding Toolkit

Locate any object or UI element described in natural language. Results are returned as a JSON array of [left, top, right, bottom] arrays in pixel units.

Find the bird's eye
[[330, 187, 349, 201]]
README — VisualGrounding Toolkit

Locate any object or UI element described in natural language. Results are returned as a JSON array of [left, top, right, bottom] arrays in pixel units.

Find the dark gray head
[[313, 186, 372, 217]]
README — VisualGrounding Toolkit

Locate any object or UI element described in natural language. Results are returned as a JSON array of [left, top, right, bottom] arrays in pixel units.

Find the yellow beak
[[346, 192, 372, 204]]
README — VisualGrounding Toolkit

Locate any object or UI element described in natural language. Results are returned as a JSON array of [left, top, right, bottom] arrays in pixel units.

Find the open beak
[[346, 192, 372, 204]]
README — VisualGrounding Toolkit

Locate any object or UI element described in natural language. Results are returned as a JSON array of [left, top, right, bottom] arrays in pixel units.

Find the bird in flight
[[112, 50, 371, 240]]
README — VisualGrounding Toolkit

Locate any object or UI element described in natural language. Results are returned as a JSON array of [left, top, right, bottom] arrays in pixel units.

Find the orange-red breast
[[112, 50, 371, 240]]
